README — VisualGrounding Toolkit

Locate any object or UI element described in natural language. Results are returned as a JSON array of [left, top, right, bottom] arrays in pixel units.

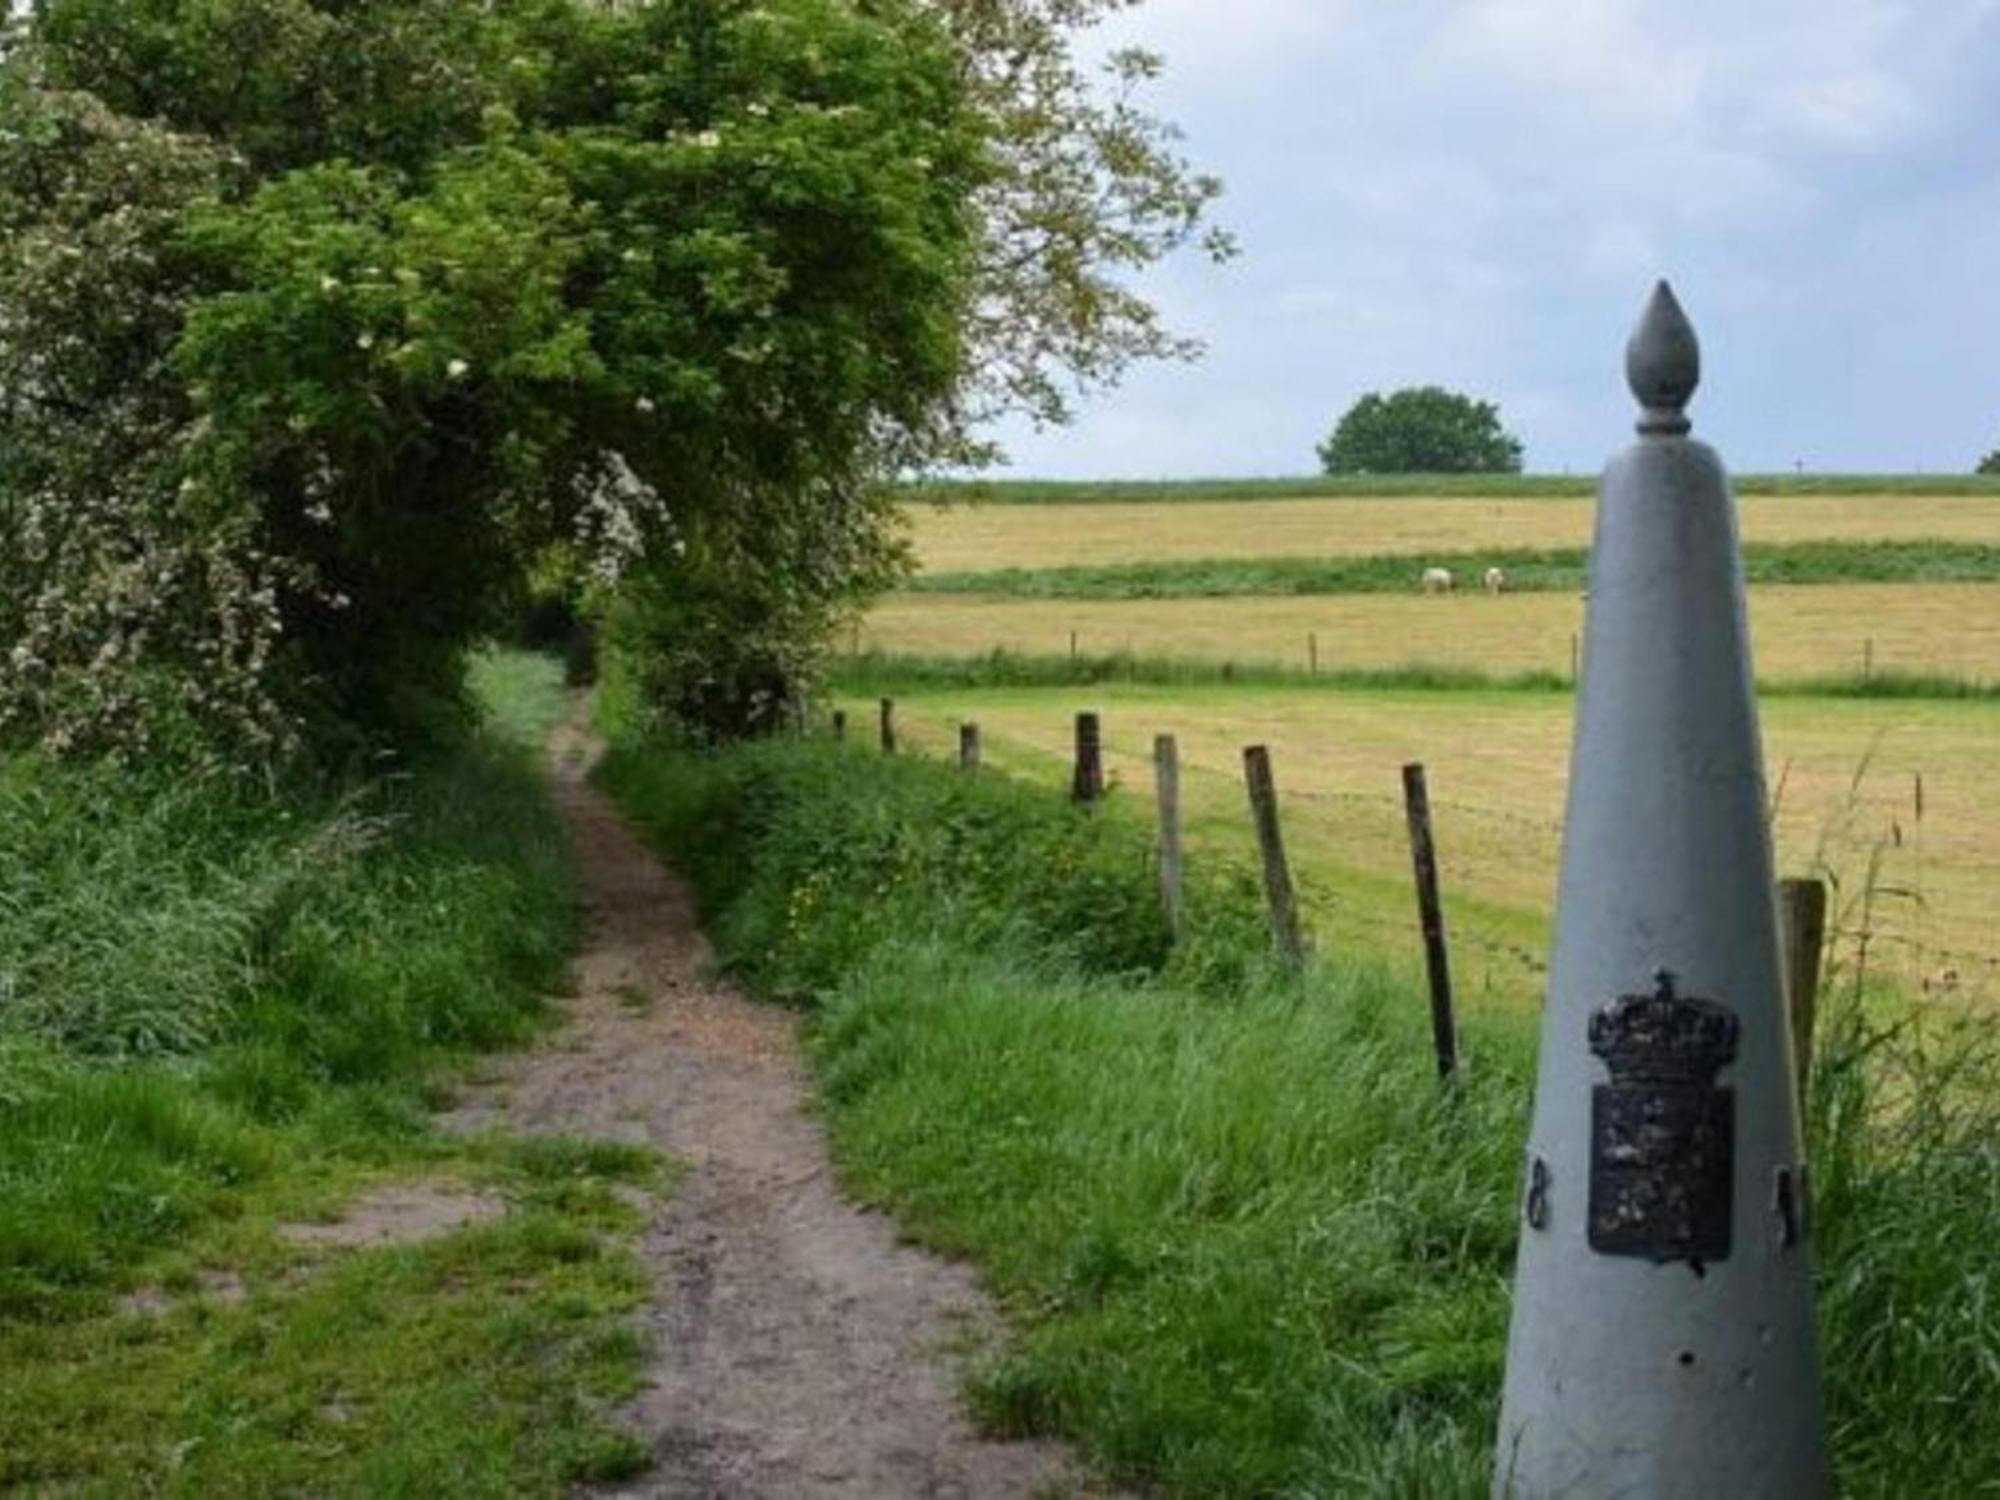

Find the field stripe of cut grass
[[906, 494, 2000, 574], [911, 540, 2000, 600], [860, 582, 2000, 687]]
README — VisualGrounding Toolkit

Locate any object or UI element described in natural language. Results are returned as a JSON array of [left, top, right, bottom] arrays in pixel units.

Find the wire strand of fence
[[862, 703, 2000, 992]]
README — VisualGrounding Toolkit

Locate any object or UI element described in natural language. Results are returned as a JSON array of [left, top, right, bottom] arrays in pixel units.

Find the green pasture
[[912, 539, 2000, 600]]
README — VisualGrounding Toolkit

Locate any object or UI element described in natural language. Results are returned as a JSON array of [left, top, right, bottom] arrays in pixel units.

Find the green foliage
[[1319, 387, 1524, 476], [1980, 446, 2000, 475], [0, 84, 283, 759], [2, 0, 987, 755], [935, 0, 1235, 434], [828, 944, 1519, 1496], [467, 649, 571, 747], [0, 653, 661, 1490], [597, 737, 1270, 1001], [601, 493, 904, 742], [604, 733, 2000, 1496], [1808, 999, 2000, 1495], [914, 540, 2000, 600], [0, 1146, 660, 1495], [0, 655, 576, 1316], [2, 0, 1232, 758], [0, 741, 568, 1086]]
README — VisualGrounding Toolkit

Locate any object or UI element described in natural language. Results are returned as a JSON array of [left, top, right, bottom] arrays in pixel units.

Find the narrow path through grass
[[0, 653, 662, 1495]]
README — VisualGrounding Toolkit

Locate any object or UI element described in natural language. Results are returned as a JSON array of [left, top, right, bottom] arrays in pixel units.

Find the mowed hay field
[[906, 493, 2000, 572], [865, 484, 2000, 1009], [846, 685, 1999, 1013], [863, 582, 2000, 683]]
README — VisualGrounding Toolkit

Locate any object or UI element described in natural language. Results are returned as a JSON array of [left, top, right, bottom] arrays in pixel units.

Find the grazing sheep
[[1483, 566, 1508, 595], [1421, 566, 1454, 595]]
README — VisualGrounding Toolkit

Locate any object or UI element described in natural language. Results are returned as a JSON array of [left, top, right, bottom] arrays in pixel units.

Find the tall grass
[[0, 652, 667, 1493], [0, 653, 576, 1315], [601, 732, 2000, 1498]]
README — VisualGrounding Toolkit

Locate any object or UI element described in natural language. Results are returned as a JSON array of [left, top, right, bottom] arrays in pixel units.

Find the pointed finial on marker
[[1627, 280, 1700, 436]]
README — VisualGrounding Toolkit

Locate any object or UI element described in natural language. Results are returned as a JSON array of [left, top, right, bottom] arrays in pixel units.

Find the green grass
[[830, 648, 1997, 703], [913, 540, 2000, 600], [825, 942, 1521, 1497], [834, 648, 1570, 694], [469, 647, 573, 745], [598, 732, 2000, 1498], [910, 474, 2000, 505], [0, 1139, 662, 1496], [0, 651, 667, 1492]]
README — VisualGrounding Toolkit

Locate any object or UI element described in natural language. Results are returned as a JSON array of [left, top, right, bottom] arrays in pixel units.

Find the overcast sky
[[982, 0, 2000, 478]]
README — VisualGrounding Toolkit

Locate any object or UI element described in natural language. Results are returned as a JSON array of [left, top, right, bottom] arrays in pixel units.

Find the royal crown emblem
[[1586, 970, 1739, 1269]]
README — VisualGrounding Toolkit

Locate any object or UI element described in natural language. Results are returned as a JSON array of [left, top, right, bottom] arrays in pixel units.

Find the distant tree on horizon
[[1979, 443, 2000, 475], [1318, 386, 1524, 475]]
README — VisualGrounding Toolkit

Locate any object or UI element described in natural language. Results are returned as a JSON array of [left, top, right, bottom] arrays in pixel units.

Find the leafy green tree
[[1, 0, 1226, 755], [1979, 445, 2000, 475], [1318, 387, 1525, 476], [935, 0, 1235, 439], [2, 0, 981, 755]]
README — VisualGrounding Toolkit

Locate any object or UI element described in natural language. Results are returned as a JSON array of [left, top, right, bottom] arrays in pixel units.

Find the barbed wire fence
[[868, 700, 1994, 1013]]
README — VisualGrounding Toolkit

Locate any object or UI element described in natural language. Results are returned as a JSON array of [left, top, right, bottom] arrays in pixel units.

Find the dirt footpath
[[447, 722, 1093, 1499]]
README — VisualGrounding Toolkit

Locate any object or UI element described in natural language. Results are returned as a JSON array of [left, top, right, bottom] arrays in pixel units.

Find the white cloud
[[988, 0, 2000, 476]]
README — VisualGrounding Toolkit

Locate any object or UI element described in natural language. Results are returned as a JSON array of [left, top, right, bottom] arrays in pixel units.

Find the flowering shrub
[[0, 0, 983, 758], [2, 0, 1225, 757], [0, 88, 297, 758]]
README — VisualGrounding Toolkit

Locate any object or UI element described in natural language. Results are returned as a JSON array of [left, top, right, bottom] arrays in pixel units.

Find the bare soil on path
[[446, 720, 1094, 1499]]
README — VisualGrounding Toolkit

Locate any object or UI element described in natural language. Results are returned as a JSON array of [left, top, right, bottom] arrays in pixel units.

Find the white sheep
[[1483, 566, 1508, 595], [1421, 566, 1454, 595]]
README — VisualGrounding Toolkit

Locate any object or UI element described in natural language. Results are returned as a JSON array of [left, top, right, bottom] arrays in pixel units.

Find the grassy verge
[[912, 540, 2000, 600], [0, 650, 661, 1495], [829, 648, 1996, 702], [909, 474, 2000, 505], [599, 732, 2000, 1498]]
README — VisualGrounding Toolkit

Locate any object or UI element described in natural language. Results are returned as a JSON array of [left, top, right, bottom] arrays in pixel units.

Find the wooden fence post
[[832, 709, 847, 742], [879, 697, 896, 755], [1073, 711, 1104, 803], [959, 722, 981, 771], [1779, 877, 1828, 1103], [1308, 632, 1319, 676], [1155, 734, 1184, 939], [1401, 763, 1459, 1081], [1243, 745, 1304, 968]]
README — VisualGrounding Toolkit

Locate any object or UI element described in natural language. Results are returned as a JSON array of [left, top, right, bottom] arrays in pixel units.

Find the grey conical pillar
[[1493, 284, 1829, 1498]]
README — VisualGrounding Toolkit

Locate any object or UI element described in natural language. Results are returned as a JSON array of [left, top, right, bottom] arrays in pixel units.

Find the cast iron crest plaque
[[1587, 970, 1739, 1269]]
